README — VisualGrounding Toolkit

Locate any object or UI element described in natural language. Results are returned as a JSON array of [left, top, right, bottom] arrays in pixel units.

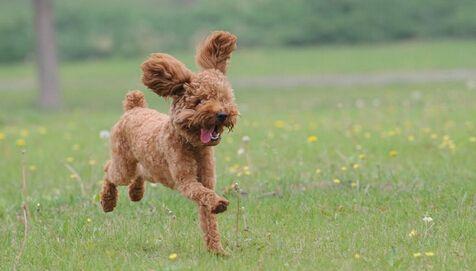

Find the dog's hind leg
[[128, 175, 145, 202], [100, 180, 118, 212], [100, 160, 118, 212], [128, 164, 152, 202], [100, 149, 138, 212]]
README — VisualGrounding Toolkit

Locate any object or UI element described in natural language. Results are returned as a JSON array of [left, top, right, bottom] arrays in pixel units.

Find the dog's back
[[110, 91, 170, 167]]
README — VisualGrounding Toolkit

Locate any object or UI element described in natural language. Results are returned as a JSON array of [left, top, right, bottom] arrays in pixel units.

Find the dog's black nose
[[216, 112, 228, 122]]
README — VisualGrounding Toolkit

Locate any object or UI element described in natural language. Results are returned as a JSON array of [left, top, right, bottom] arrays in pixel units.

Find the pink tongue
[[200, 128, 214, 143]]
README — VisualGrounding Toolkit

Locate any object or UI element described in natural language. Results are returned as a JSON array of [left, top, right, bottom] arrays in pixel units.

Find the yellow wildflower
[[352, 163, 359, 169], [0, 132, 5, 140], [430, 133, 438, 140], [424, 252, 435, 257], [389, 150, 398, 157], [274, 120, 285, 128], [470, 137, 476, 143], [29, 165, 37, 171], [351, 181, 358, 188], [341, 166, 347, 171], [407, 135, 415, 142], [66, 157, 75, 163], [413, 252, 422, 258], [70, 174, 78, 179], [87, 218, 92, 223], [88, 159, 97, 166], [439, 135, 456, 151], [352, 124, 362, 134], [16, 138, 26, 147], [243, 166, 251, 175], [228, 164, 239, 174], [333, 178, 341, 184], [359, 154, 366, 160], [168, 253, 178, 260], [354, 253, 361, 259], [20, 129, 29, 137], [307, 135, 318, 143], [315, 168, 321, 174], [408, 229, 417, 237]]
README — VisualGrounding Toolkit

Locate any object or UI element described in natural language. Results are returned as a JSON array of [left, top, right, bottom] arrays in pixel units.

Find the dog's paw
[[100, 198, 116, 212], [128, 185, 144, 202], [211, 198, 229, 214], [100, 182, 118, 212]]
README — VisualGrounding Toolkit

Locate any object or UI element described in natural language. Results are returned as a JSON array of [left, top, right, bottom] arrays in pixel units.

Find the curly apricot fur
[[100, 31, 238, 255], [196, 31, 237, 74]]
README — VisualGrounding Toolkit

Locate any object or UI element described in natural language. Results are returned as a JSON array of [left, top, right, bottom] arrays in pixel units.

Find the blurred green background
[[2, 0, 476, 63]]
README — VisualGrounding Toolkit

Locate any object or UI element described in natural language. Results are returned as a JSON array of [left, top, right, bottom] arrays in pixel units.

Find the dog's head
[[141, 31, 239, 146]]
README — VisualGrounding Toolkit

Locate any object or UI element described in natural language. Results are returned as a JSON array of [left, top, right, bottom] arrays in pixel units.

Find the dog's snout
[[216, 112, 228, 122]]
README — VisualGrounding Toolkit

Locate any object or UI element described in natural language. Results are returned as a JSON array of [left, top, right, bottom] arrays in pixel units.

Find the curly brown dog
[[100, 31, 238, 254]]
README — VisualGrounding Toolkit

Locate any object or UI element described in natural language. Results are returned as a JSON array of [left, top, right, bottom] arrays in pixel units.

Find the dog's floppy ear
[[195, 31, 237, 74], [141, 53, 192, 97]]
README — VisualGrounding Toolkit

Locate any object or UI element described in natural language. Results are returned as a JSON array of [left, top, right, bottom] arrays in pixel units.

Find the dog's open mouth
[[200, 126, 220, 144]]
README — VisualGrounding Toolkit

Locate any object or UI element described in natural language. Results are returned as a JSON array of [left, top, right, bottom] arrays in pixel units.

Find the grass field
[[2, 40, 476, 81], [0, 41, 475, 270]]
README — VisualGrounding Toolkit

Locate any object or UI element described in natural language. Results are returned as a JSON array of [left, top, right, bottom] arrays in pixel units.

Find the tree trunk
[[33, 0, 61, 109]]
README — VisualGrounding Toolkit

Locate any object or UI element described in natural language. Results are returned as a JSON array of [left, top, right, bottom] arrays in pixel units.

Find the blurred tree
[[33, 0, 61, 109]]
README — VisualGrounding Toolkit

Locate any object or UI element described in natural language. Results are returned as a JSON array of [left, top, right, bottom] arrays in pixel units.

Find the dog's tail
[[123, 90, 147, 111]]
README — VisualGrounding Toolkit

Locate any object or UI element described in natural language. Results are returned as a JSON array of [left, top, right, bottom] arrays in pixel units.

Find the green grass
[[1, 40, 476, 83], [1, 41, 476, 270]]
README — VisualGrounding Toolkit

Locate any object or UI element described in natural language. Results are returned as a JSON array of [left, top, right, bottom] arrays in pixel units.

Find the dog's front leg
[[169, 151, 229, 214], [197, 148, 227, 254], [176, 181, 229, 214]]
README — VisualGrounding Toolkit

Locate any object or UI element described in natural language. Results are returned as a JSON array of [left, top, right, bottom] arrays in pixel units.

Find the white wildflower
[[422, 215, 433, 223], [99, 130, 110, 139]]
